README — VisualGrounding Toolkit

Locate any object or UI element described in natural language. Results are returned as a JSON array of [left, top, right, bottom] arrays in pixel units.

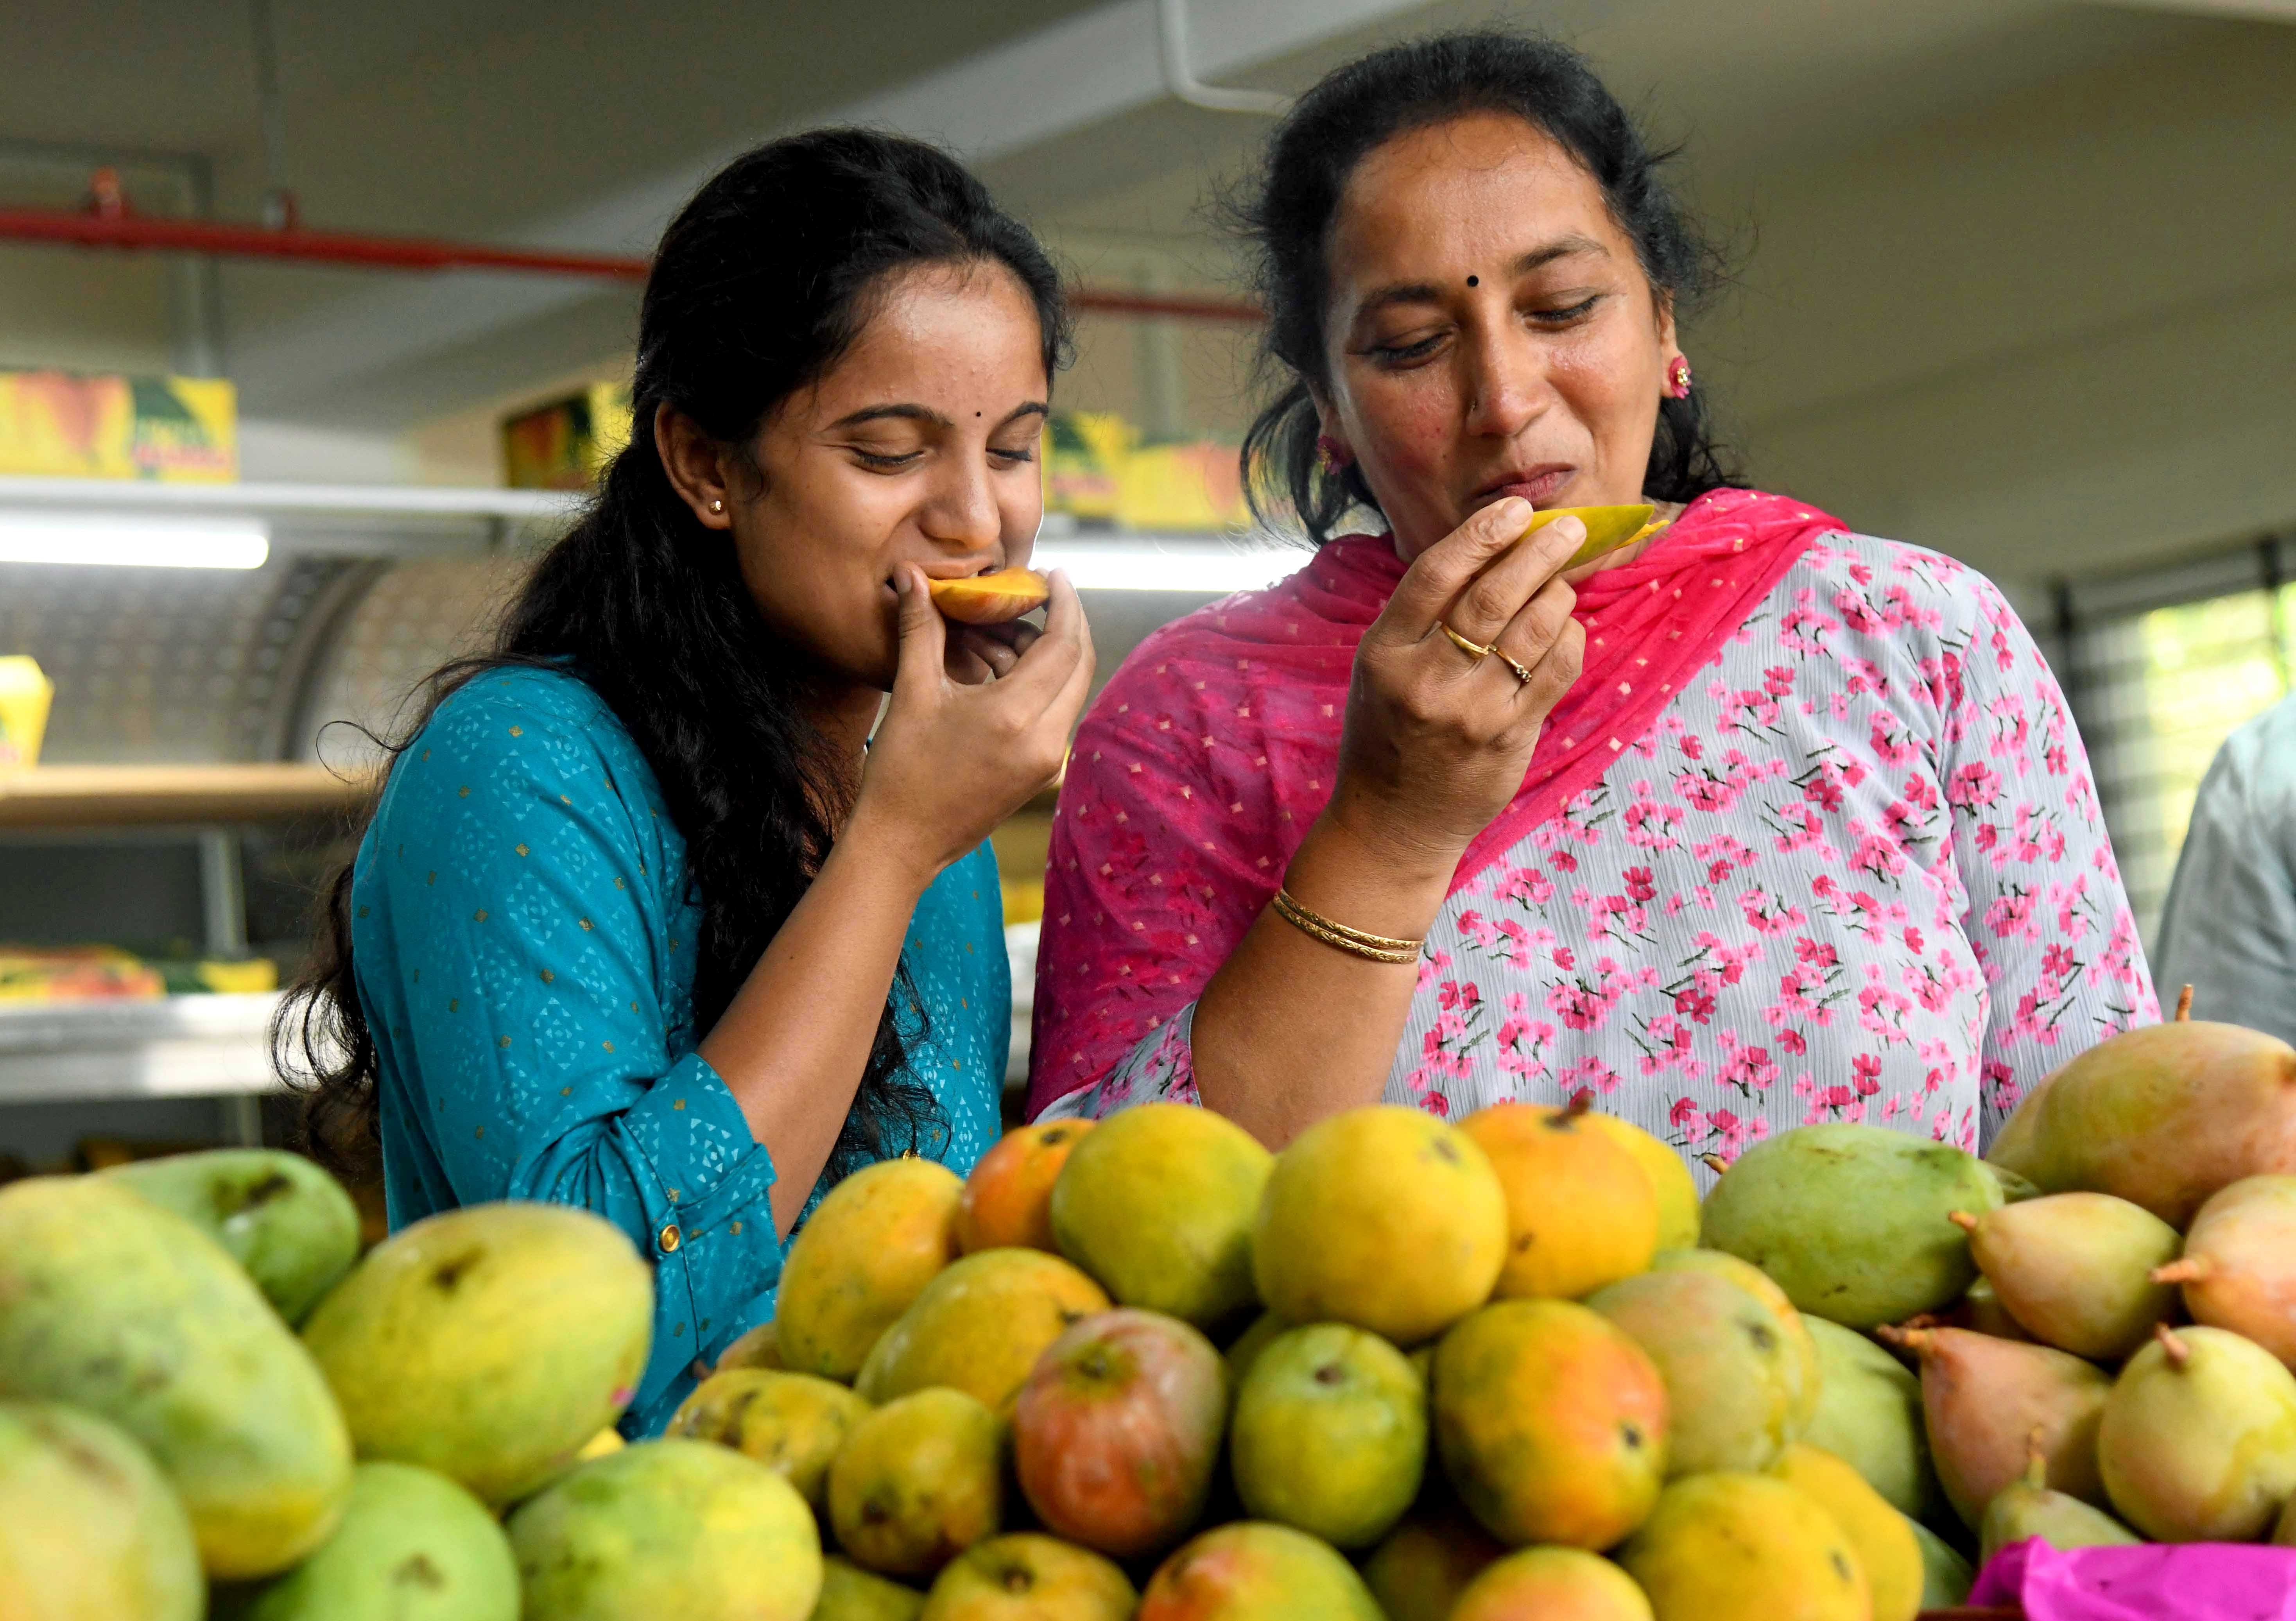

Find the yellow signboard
[[502, 382, 633, 491], [0, 371, 237, 482], [1044, 411, 1249, 533]]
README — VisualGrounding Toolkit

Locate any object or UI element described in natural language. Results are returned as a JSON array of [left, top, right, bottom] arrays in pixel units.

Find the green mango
[[0, 1400, 203, 1621], [1904, 1516, 1972, 1608], [1955, 1192, 2179, 1361], [1590, 1268, 1801, 1476], [2098, 1324, 2296, 1542], [106, 1149, 360, 1325], [812, 1557, 925, 1621], [1801, 1317, 1939, 1520], [1987, 1019, 2296, 1227], [229, 1462, 517, 1621], [0, 1177, 352, 1580], [1699, 1123, 2002, 1329], [1231, 1322, 1427, 1548], [302, 1201, 652, 1507], [509, 1439, 822, 1621], [1979, 1443, 2141, 1565]]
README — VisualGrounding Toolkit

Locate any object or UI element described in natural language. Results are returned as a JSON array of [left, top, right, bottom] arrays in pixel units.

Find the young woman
[[285, 130, 1093, 1433], [1029, 32, 2154, 1160]]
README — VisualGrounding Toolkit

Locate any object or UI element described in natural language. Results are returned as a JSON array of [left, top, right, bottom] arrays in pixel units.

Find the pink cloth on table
[[1970, 1538, 2296, 1619], [1027, 486, 1841, 1118]]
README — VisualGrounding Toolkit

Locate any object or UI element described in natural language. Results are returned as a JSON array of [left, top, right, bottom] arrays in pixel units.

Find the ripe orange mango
[[959, 1121, 1094, 1256], [1461, 1101, 1659, 1300], [1578, 1112, 1701, 1252], [1432, 1299, 1670, 1549]]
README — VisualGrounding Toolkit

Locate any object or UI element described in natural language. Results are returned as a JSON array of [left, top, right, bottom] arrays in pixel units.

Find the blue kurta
[[350, 666, 1007, 1435]]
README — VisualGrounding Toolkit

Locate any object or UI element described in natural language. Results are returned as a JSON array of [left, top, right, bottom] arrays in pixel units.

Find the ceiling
[[3, 0, 2292, 583]]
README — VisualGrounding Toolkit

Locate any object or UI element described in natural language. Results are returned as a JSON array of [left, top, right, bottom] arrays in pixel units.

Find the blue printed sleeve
[[353, 672, 783, 1426]]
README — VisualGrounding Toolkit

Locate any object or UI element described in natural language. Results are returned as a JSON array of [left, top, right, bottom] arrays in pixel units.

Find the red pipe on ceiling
[[0, 204, 1267, 323]]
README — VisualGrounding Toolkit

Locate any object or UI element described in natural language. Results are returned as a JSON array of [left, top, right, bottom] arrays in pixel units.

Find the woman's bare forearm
[[1190, 795, 1461, 1147], [698, 808, 938, 1235]]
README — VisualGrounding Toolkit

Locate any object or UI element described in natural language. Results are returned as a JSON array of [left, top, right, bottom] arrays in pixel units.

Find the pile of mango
[[6, 1005, 2294, 1621]]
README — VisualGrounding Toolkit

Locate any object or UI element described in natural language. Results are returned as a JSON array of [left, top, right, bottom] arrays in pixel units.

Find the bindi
[[1466, 274, 1479, 287]]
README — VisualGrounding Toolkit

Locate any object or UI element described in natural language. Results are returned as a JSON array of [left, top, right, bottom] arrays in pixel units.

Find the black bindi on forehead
[[1466, 274, 1479, 287]]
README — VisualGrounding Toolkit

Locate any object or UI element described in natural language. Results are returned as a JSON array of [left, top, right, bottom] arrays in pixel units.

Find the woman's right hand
[[853, 564, 1095, 885], [1328, 496, 1587, 872]]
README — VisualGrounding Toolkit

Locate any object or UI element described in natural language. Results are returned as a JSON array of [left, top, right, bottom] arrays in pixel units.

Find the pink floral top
[[1032, 525, 2156, 1168]]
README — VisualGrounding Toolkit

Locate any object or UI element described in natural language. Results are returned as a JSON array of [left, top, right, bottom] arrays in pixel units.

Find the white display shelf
[[0, 992, 286, 1105]]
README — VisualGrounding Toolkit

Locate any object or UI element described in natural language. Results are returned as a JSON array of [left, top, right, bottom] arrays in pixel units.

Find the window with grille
[[2048, 535, 2296, 955]]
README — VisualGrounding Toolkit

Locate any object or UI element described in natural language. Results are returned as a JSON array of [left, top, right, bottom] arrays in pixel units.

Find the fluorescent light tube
[[1032, 539, 1300, 594], [0, 514, 271, 570]]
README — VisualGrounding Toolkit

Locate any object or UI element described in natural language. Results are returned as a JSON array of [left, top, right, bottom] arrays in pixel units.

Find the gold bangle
[[1270, 888, 1424, 965]]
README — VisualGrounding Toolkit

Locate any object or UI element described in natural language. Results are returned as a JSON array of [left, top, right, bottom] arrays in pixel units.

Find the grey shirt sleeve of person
[[2154, 694, 2296, 1044]]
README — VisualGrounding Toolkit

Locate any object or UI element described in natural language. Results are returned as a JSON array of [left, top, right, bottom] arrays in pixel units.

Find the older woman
[[1027, 32, 2155, 1163]]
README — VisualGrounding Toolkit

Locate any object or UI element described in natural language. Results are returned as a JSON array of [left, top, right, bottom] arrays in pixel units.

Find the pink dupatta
[[1028, 487, 1847, 1116]]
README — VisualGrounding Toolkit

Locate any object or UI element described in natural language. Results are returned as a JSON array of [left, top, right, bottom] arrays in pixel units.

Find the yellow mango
[[827, 1388, 1004, 1581], [1523, 504, 1670, 571], [0, 1400, 202, 1621], [778, 1158, 964, 1381], [667, 1368, 870, 1509], [855, 1248, 1110, 1412], [0, 1177, 352, 1579], [302, 1200, 651, 1508], [509, 1438, 821, 1620], [1254, 1105, 1507, 1346], [1451, 1547, 1653, 1621], [1049, 1102, 1271, 1330], [920, 1533, 1135, 1620], [1618, 1473, 1868, 1621], [1772, 1443, 1924, 1621]]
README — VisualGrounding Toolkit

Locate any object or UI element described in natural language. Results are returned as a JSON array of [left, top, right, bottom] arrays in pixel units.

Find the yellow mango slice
[[926, 568, 1049, 624], [1523, 504, 1669, 571]]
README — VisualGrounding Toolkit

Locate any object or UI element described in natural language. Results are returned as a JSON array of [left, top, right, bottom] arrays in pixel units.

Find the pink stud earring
[[1315, 433, 1353, 472], [1665, 355, 1694, 399]]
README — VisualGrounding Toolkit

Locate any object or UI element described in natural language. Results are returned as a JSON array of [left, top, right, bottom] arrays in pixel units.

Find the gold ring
[[1439, 622, 1491, 662], [1495, 648, 1534, 684]]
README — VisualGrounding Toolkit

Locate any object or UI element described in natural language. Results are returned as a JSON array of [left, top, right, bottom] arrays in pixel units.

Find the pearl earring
[[708, 498, 725, 514]]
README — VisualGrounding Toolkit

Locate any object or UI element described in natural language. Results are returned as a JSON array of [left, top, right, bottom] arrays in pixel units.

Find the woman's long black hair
[[282, 128, 1070, 1180], [1233, 31, 1741, 541]]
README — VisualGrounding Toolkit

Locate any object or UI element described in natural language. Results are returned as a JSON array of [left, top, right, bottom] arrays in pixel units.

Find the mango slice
[[926, 568, 1049, 624], [1523, 505, 1669, 571]]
